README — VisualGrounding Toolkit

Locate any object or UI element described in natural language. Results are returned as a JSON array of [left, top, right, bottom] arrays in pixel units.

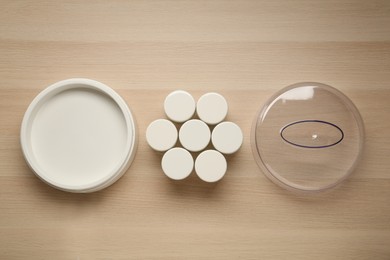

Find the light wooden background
[[1, 1, 390, 259]]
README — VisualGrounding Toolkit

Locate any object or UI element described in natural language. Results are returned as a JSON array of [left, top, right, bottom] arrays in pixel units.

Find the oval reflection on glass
[[280, 120, 344, 148]]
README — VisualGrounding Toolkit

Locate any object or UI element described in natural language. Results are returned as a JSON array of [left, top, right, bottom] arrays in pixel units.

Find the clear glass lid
[[251, 82, 364, 193]]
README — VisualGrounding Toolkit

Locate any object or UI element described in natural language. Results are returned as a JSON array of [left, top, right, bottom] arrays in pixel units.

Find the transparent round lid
[[251, 82, 364, 193]]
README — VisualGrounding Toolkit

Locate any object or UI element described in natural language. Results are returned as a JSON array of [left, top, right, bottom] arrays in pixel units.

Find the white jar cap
[[195, 150, 227, 182], [20, 78, 138, 193], [146, 119, 178, 152], [179, 119, 211, 152], [196, 92, 228, 125], [164, 90, 196, 123], [212, 122, 243, 154], [162, 147, 194, 180]]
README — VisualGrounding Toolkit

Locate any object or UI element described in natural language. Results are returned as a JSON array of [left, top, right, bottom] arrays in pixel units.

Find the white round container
[[20, 78, 138, 193], [212, 122, 243, 154], [146, 119, 178, 152], [195, 150, 227, 183], [161, 147, 194, 180], [179, 119, 211, 152], [196, 92, 228, 125], [164, 90, 196, 123]]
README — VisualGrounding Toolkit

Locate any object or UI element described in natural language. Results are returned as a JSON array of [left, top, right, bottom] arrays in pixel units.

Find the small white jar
[[164, 90, 196, 123], [195, 150, 227, 183], [162, 147, 194, 180], [196, 92, 228, 125], [212, 121, 243, 154], [179, 119, 211, 152], [146, 119, 178, 152]]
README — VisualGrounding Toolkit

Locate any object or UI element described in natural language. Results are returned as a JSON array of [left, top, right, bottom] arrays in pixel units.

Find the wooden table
[[1, 1, 390, 259]]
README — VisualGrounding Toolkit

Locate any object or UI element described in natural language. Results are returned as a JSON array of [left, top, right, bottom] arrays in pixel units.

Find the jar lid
[[211, 122, 243, 154], [196, 92, 228, 125], [164, 90, 196, 123], [195, 150, 227, 183], [179, 119, 211, 152], [146, 119, 178, 152], [20, 78, 138, 192], [251, 82, 364, 193], [162, 147, 194, 180]]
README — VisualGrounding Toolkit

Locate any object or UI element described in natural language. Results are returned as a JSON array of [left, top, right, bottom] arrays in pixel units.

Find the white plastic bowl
[[20, 78, 138, 192]]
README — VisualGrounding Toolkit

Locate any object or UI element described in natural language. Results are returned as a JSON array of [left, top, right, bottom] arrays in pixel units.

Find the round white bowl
[[20, 78, 138, 192]]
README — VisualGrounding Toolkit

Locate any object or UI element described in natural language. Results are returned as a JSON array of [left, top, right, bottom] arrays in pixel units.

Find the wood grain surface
[[1, 1, 390, 259]]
